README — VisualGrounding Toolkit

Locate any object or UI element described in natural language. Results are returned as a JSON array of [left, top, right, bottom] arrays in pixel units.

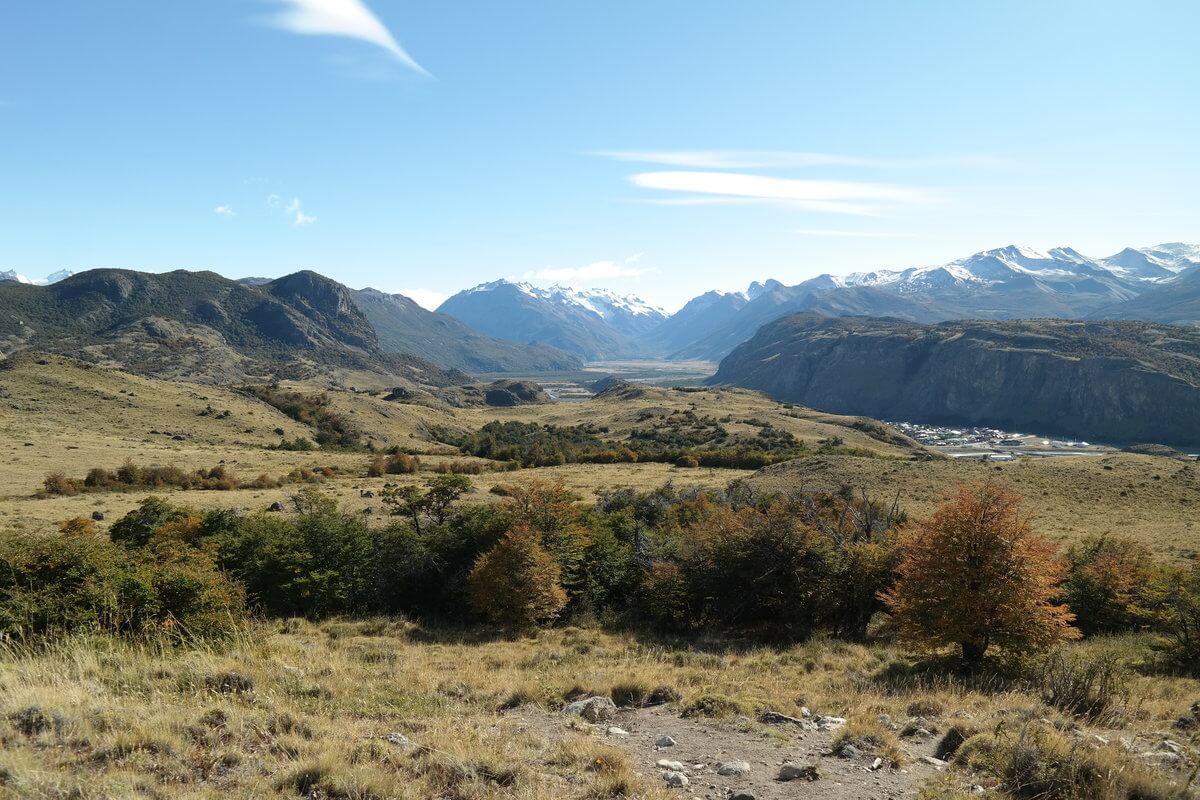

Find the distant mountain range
[[0, 269, 469, 386], [3, 242, 1197, 381], [710, 314, 1200, 448], [437, 281, 667, 360], [348, 287, 581, 374], [434, 243, 1200, 362]]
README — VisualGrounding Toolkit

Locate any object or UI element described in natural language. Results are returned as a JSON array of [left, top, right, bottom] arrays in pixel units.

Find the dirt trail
[[512, 705, 950, 799]]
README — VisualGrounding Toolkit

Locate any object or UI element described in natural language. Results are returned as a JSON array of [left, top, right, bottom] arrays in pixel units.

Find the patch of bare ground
[[513, 704, 946, 799]]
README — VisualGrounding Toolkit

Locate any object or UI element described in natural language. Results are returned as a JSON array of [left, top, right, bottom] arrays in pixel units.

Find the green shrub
[[218, 489, 375, 617], [0, 527, 243, 639], [1064, 536, 1157, 636]]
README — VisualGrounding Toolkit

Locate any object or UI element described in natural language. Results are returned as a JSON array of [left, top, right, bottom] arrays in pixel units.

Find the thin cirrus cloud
[[596, 150, 1006, 170], [794, 228, 914, 238], [526, 254, 648, 283], [265, 0, 430, 76], [628, 171, 934, 216]]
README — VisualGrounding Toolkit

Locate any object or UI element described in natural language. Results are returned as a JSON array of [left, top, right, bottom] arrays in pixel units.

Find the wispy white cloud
[[268, 195, 318, 226], [214, 205, 236, 217], [397, 288, 448, 310], [597, 150, 1006, 170], [286, 198, 318, 226], [629, 171, 933, 216], [794, 228, 915, 238], [265, 0, 430, 76], [525, 254, 648, 283]]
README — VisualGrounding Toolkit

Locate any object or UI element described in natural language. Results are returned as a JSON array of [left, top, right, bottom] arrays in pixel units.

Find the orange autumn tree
[[468, 525, 568, 630], [881, 483, 1078, 664]]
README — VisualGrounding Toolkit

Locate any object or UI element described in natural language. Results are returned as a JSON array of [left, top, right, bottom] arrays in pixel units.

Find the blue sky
[[1, 1, 1197, 310]]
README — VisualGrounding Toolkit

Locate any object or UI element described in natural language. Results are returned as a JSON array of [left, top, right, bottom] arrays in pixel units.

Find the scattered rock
[[606, 726, 629, 737], [730, 792, 757, 800], [777, 763, 820, 782], [1142, 750, 1182, 767], [562, 696, 617, 723], [656, 759, 685, 771], [655, 735, 677, 748], [816, 715, 847, 730], [835, 743, 863, 759], [384, 732, 413, 748], [717, 761, 751, 777], [268, 501, 284, 512], [581, 696, 616, 723], [870, 757, 883, 770], [920, 755, 949, 769], [759, 710, 806, 726], [662, 770, 689, 787], [91, 511, 105, 521]]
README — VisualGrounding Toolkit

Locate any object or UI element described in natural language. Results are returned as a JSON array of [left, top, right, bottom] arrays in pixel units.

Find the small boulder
[[759, 710, 806, 726], [777, 763, 820, 782], [91, 511, 105, 521], [655, 735, 677, 748], [730, 792, 757, 800], [835, 743, 863, 759], [662, 770, 688, 788], [656, 759, 685, 771], [920, 755, 949, 769], [581, 696, 617, 723], [268, 501, 284, 512], [562, 696, 617, 723], [606, 726, 629, 737], [717, 761, 751, 777], [384, 732, 413, 748]]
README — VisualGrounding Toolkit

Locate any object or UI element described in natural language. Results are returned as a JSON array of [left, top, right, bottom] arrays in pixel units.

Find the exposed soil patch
[[512, 705, 948, 799]]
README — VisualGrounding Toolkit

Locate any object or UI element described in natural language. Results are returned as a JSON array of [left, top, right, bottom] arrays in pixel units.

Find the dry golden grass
[[0, 624, 1196, 799]]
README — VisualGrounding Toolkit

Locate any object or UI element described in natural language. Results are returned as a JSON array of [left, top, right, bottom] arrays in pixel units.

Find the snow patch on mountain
[[0, 269, 75, 285], [460, 280, 664, 321]]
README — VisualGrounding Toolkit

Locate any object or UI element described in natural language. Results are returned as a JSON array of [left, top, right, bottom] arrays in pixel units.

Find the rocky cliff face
[[710, 314, 1200, 447]]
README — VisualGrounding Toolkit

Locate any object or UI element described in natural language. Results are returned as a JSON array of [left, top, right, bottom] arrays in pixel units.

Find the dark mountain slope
[[0, 269, 469, 386], [637, 290, 747, 357], [1091, 268, 1200, 326], [349, 288, 581, 373], [710, 314, 1200, 447], [672, 279, 943, 361]]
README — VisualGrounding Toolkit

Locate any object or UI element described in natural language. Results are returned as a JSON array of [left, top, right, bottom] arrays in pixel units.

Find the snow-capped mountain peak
[[0, 269, 75, 286]]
